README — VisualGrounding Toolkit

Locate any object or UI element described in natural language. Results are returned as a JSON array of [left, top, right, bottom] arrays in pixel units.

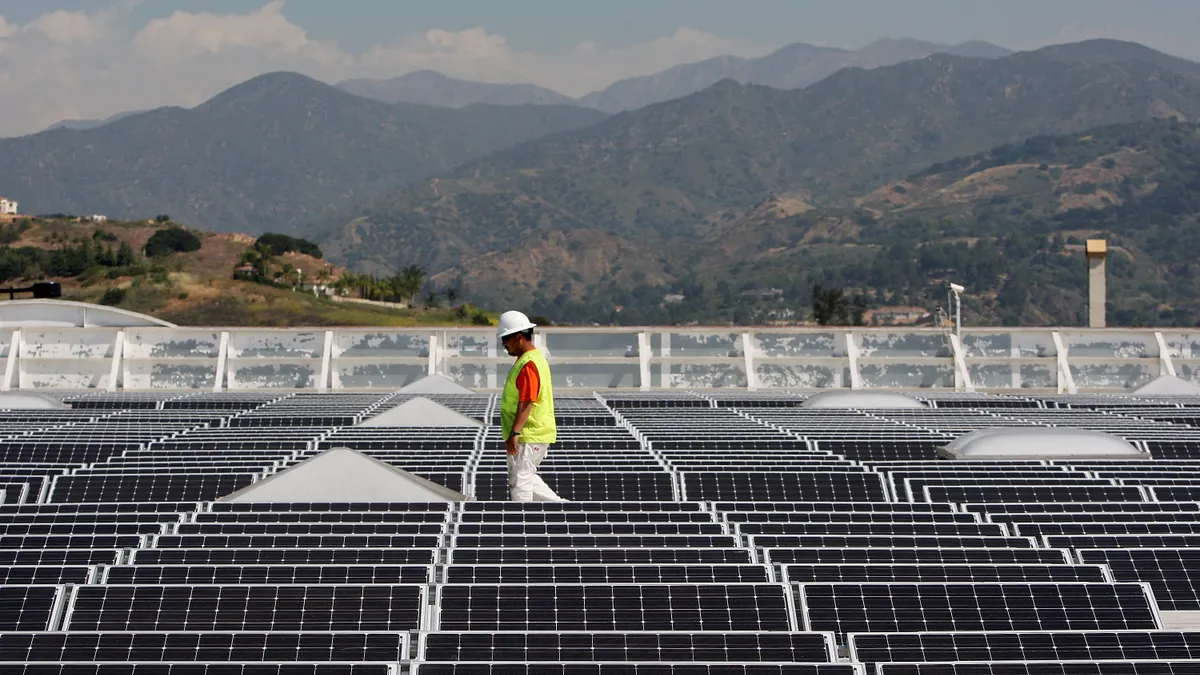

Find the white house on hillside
[[0, 198, 17, 215]]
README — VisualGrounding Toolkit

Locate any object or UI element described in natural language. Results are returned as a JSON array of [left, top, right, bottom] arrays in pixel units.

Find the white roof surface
[[356, 396, 483, 427], [938, 427, 1148, 460], [219, 446, 467, 502]]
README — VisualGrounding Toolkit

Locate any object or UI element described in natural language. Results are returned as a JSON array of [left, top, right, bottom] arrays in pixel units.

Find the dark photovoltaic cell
[[436, 584, 794, 631], [874, 661, 1200, 675], [798, 583, 1160, 635], [65, 585, 424, 631], [0, 632, 407, 662], [419, 631, 833, 662], [850, 630, 1200, 668]]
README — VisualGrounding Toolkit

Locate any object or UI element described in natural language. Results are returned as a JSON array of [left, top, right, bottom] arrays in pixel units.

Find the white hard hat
[[497, 310, 537, 338]]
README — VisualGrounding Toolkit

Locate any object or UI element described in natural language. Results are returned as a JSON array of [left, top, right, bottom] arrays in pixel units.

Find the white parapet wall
[[0, 320, 1197, 393]]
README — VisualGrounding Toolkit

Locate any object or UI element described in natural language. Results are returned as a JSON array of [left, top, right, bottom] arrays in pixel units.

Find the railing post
[[948, 333, 975, 393], [318, 330, 333, 393], [1051, 331, 1077, 394], [846, 332, 862, 390], [742, 332, 758, 391], [427, 333, 439, 376], [107, 330, 124, 392], [638, 331, 651, 392], [1, 329, 19, 392], [213, 331, 229, 393], [486, 333, 498, 390], [1155, 332, 1177, 377]]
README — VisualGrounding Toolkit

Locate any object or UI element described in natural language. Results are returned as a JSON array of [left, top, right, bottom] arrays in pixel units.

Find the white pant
[[507, 443, 564, 502]]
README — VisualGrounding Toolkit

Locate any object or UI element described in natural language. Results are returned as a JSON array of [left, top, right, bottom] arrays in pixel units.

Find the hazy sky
[[0, 0, 1196, 137]]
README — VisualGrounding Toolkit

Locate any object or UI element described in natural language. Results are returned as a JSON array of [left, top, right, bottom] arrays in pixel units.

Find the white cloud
[[0, 2, 774, 138]]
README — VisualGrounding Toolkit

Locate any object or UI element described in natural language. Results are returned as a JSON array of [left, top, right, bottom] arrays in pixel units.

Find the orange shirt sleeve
[[515, 361, 540, 402]]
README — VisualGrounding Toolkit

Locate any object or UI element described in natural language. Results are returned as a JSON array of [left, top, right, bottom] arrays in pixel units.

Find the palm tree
[[446, 286, 460, 306], [399, 265, 426, 305]]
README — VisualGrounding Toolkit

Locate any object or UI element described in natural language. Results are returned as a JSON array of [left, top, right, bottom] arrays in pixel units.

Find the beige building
[[0, 198, 17, 215]]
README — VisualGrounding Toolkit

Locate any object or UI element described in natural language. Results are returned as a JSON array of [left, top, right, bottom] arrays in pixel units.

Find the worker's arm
[[505, 401, 533, 455]]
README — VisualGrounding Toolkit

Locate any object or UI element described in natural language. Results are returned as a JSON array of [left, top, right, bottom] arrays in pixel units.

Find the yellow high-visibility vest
[[499, 347, 556, 443]]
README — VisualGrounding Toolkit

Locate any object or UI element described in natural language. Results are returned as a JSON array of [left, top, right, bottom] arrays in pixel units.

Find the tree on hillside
[[812, 285, 868, 326], [115, 241, 136, 266], [812, 285, 846, 325], [255, 233, 323, 258], [145, 228, 201, 257], [398, 265, 426, 305]]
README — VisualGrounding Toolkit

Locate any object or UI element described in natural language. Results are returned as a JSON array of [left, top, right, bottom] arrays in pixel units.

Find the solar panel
[[1079, 549, 1200, 611], [411, 665, 862, 674], [681, 472, 888, 501], [102, 564, 433, 585], [0, 586, 60, 631], [473, 472, 677, 501], [435, 584, 795, 631], [64, 585, 425, 631], [873, 660, 1200, 675], [443, 564, 771, 584], [0, 565, 92, 584], [451, 535, 738, 548], [924, 485, 1148, 503], [128, 548, 437, 565], [797, 582, 1161, 636], [1, 664, 396, 674], [447, 548, 754, 565], [781, 564, 1110, 584], [0, 631, 408, 662], [849, 630, 1200, 668], [763, 549, 1072, 566], [418, 631, 835, 662]]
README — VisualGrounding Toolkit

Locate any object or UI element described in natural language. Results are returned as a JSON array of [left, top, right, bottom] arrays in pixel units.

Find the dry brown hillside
[[0, 217, 491, 327]]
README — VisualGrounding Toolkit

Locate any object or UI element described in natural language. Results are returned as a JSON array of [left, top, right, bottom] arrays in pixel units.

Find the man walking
[[497, 310, 565, 502]]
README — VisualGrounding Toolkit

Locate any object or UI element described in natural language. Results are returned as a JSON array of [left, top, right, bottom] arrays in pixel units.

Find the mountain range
[[333, 37, 1012, 112], [319, 40, 1200, 289], [0, 73, 605, 233], [6, 38, 1200, 326]]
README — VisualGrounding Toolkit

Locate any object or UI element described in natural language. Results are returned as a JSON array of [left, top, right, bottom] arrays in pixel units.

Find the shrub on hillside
[[255, 233, 323, 259], [144, 228, 201, 257], [99, 287, 126, 306]]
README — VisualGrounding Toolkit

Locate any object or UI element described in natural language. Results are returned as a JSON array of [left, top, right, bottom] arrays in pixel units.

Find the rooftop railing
[[1, 325, 1194, 393]]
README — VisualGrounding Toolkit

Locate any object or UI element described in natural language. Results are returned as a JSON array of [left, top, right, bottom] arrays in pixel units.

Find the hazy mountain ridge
[[322, 42, 1200, 276], [0, 72, 607, 234]]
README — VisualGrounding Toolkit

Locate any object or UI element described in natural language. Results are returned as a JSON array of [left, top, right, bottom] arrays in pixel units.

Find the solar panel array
[[6, 390, 1200, 672]]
